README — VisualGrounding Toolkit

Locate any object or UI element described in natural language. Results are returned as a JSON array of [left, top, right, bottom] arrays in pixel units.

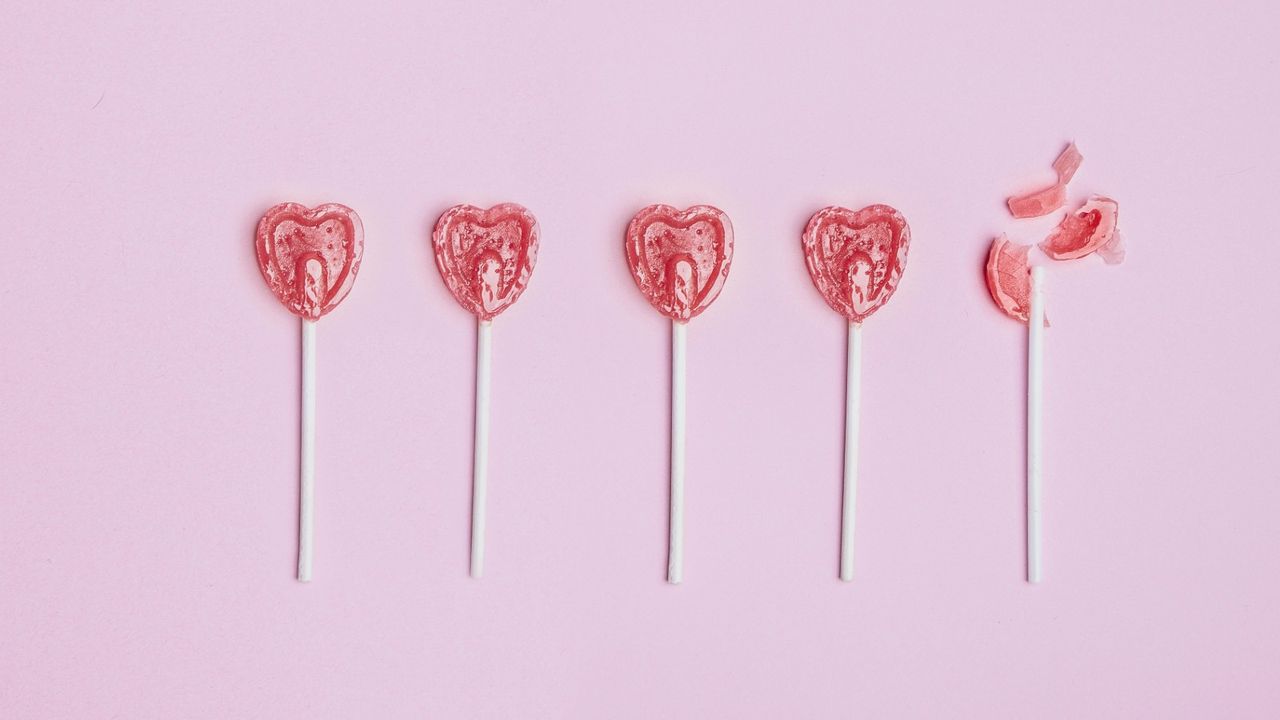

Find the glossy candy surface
[[802, 204, 910, 324], [1038, 195, 1120, 261], [985, 234, 1035, 323], [432, 203, 539, 321], [256, 203, 364, 320], [1007, 143, 1083, 219], [625, 205, 733, 322]]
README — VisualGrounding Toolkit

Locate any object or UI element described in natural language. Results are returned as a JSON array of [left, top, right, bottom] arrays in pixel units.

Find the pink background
[[3, 2, 1279, 717]]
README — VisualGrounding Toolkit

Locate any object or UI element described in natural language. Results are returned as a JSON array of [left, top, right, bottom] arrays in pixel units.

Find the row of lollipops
[[254, 202, 907, 323], [256, 158, 1121, 585], [256, 202, 907, 585]]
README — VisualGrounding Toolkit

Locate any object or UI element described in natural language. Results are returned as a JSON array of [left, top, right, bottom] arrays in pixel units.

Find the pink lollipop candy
[[433, 203, 539, 322], [255, 202, 364, 582], [802, 204, 910, 324], [801, 203, 911, 581], [625, 204, 733, 585], [432, 203, 539, 579], [256, 203, 364, 320], [625, 204, 733, 322]]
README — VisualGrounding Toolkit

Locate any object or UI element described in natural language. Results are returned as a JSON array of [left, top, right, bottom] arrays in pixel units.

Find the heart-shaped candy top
[[432, 203, 539, 322], [256, 203, 364, 320], [625, 205, 733, 322], [802, 204, 910, 324]]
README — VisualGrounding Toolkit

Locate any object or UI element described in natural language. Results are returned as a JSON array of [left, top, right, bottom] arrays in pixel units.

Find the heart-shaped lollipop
[[625, 205, 733, 322], [256, 203, 364, 320], [254, 201, 363, 583], [431, 202, 539, 579], [802, 204, 910, 324], [432, 203, 539, 322], [624, 203, 734, 585], [800, 203, 910, 582]]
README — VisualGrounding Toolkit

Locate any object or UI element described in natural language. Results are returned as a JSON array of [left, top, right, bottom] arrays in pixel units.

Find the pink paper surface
[[2, 3, 1279, 719]]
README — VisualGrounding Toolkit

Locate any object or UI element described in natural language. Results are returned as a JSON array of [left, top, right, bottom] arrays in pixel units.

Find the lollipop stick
[[668, 319, 687, 584], [471, 319, 493, 579], [298, 318, 316, 582], [840, 320, 863, 582], [1027, 267, 1045, 583]]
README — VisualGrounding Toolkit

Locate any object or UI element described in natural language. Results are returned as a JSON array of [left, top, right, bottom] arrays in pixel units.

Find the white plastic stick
[[668, 320, 687, 585], [1027, 266, 1045, 584], [298, 318, 316, 582], [840, 321, 863, 582], [470, 319, 493, 579]]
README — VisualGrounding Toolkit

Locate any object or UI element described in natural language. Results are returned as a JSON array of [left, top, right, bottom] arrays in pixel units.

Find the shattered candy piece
[[985, 234, 1034, 323], [1038, 195, 1120, 261], [1096, 229, 1126, 265], [1007, 142, 1083, 219]]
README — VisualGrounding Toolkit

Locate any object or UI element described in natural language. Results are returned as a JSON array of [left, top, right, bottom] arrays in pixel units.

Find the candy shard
[[1097, 229, 1127, 265], [256, 203, 364, 320], [1007, 142, 1083, 219], [802, 204, 911, 323], [1038, 195, 1119, 261], [986, 234, 1034, 323], [1052, 142, 1083, 184], [1007, 185, 1067, 220], [432, 203, 539, 321], [625, 205, 733, 322]]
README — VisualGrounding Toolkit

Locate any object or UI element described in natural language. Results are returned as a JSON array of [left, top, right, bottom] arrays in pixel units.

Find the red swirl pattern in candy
[[432, 204, 539, 321], [256, 203, 364, 320], [625, 205, 733, 322], [802, 204, 910, 324]]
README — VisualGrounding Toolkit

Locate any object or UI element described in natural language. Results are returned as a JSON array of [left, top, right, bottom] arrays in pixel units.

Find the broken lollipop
[[255, 202, 364, 581], [432, 203, 539, 578], [986, 234, 1047, 582], [625, 204, 733, 584], [989, 142, 1125, 584], [802, 204, 911, 581]]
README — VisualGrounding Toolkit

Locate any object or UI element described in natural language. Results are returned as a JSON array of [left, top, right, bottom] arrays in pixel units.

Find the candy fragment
[[802, 204, 910, 324], [985, 234, 1033, 323], [432, 203, 539, 321], [1051, 142, 1084, 184], [1007, 142, 1083, 219], [1038, 195, 1120, 261], [1096, 230, 1126, 265], [256, 203, 364, 319], [625, 205, 733, 322]]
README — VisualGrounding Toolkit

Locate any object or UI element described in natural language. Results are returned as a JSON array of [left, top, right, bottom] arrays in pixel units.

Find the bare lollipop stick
[[668, 319, 687, 584], [471, 319, 493, 579], [1026, 266, 1045, 583], [298, 318, 317, 581], [840, 320, 863, 582]]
